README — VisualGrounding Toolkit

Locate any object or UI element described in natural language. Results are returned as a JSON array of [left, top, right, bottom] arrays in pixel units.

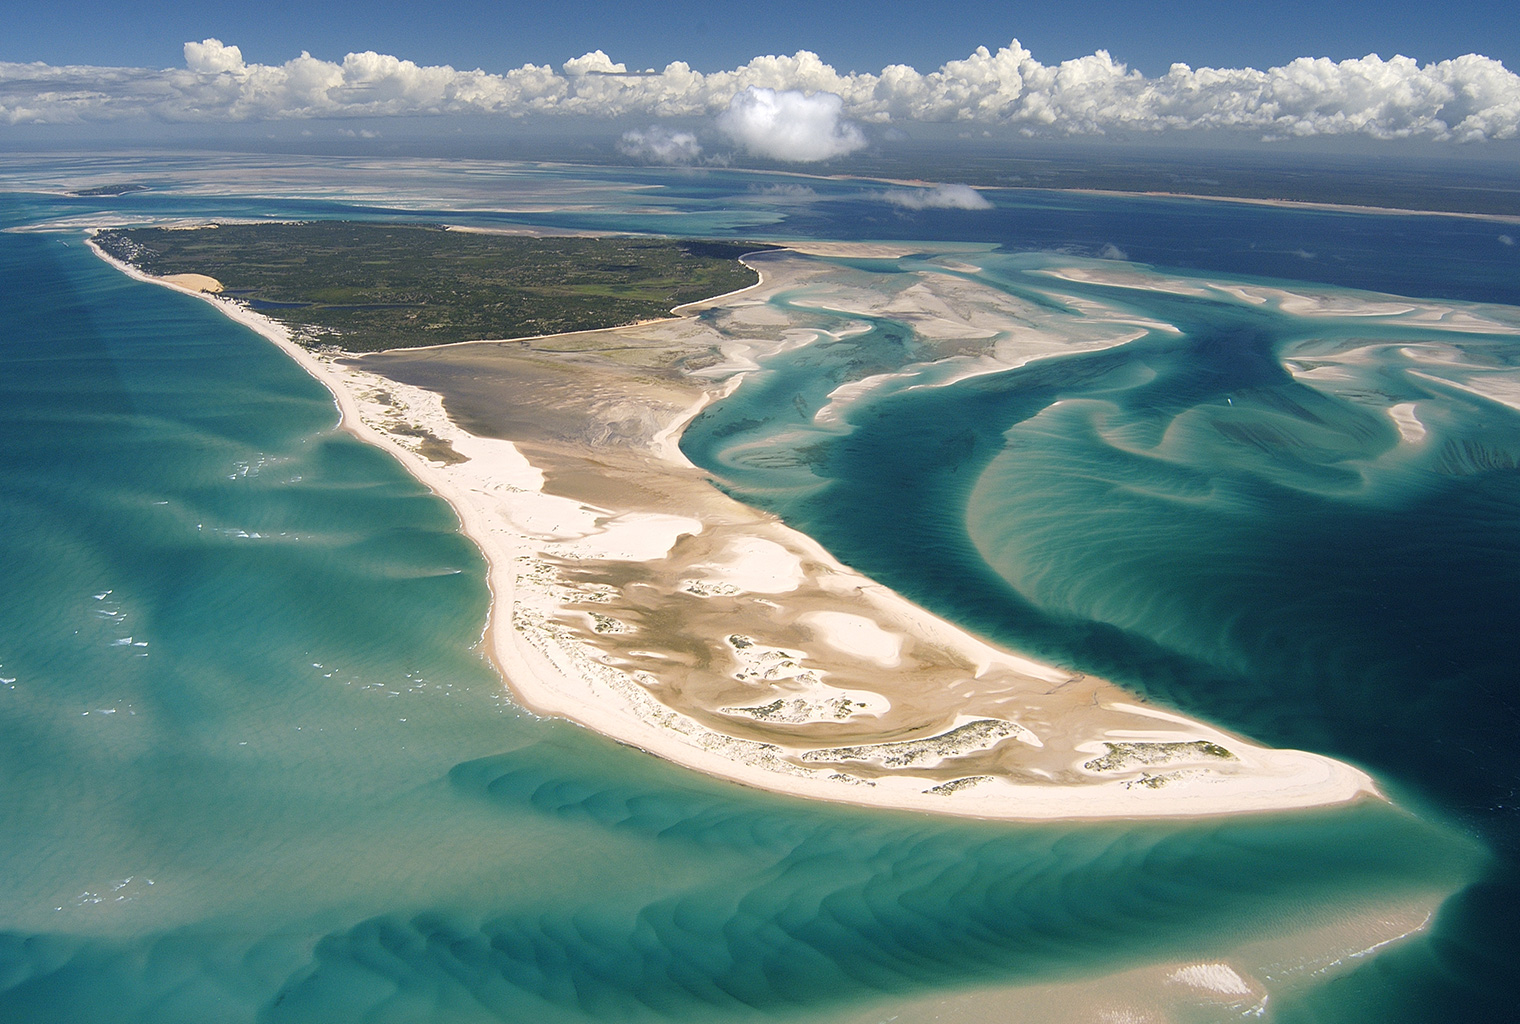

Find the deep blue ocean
[[1, 154, 1517, 1022]]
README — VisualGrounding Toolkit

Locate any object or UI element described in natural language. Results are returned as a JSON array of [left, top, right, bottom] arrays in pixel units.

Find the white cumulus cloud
[[1, 38, 1518, 148], [562, 50, 627, 76], [880, 183, 992, 209], [183, 38, 246, 75], [718, 87, 866, 161], [617, 125, 702, 163]]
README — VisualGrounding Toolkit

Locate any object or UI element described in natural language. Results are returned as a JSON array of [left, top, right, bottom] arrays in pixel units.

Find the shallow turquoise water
[[0, 160, 1514, 1021]]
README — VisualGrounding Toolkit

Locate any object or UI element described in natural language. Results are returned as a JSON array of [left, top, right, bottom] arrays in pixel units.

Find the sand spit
[[1055, 187, 1520, 226], [91, 237, 1378, 820]]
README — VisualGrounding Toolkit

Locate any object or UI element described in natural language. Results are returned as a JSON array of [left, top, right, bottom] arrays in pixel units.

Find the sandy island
[[88, 234, 1379, 820]]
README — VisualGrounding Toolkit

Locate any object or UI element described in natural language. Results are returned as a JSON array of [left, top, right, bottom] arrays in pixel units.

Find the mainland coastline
[[88, 230, 1380, 821]]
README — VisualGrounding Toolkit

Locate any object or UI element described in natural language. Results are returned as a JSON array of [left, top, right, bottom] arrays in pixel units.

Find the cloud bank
[[2, 38, 1517, 147]]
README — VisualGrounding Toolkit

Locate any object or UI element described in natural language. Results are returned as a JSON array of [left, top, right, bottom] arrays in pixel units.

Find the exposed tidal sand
[[1044, 261, 1520, 447], [160, 272, 223, 293], [92, 238, 1377, 820]]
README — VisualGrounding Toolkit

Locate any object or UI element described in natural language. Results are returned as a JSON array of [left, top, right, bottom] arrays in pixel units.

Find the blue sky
[[3, 1, 1516, 160], [5, 0, 1515, 76]]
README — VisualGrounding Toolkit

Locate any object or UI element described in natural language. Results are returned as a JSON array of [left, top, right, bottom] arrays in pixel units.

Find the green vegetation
[[926, 776, 993, 795], [95, 222, 774, 352], [1083, 740, 1236, 773]]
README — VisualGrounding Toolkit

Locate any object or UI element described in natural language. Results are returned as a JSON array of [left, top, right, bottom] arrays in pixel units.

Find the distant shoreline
[[805, 170, 1520, 224], [1051, 187, 1520, 225]]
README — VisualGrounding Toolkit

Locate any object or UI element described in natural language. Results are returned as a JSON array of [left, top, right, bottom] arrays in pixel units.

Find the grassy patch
[[1083, 740, 1235, 773]]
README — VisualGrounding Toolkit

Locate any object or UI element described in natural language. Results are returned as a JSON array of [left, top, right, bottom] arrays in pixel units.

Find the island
[[67, 183, 152, 197], [89, 221, 1378, 820]]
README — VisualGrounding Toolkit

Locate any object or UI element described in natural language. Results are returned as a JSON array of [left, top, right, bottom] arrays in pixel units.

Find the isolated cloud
[[717, 87, 866, 161], [753, 183, 819, 199], [2, 38, 1518, 145], [562, 50, 626, 76], [617, 125, 701, 162], [880, 184, 992, 209]]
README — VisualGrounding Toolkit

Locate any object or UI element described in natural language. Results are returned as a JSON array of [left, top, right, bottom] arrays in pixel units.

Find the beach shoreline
[[88, 233, 1382, 821]]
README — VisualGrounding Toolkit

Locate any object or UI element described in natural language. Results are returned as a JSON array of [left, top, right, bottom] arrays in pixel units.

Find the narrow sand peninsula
[[91, 237, 1378, 820]]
